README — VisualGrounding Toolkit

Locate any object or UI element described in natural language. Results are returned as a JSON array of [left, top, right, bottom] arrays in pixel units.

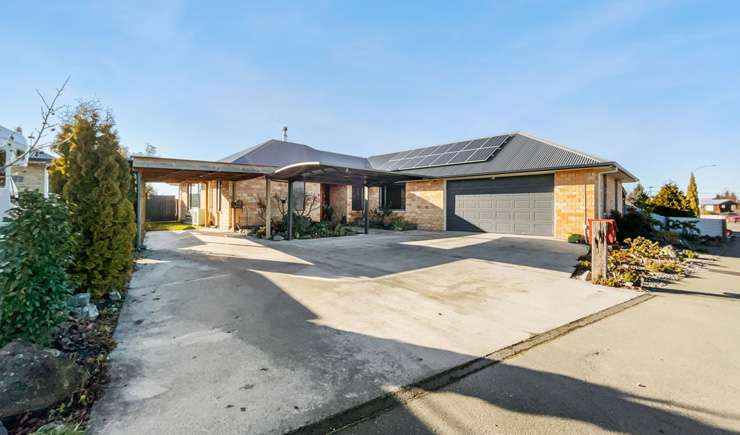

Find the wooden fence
[[146, 195, 177, 222]]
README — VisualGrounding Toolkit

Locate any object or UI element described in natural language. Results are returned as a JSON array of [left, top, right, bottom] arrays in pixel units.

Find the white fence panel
[[651, 213, 726, 237]]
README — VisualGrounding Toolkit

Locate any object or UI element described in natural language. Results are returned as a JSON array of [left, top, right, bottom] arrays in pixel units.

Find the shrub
[[390, 217, 417, 231], [652, 182, 691, 213], [369, 207, 393, 228], [610, 209, 655, 242], [652, 205, 695, 218], [0, 192, 77, 346], [49, 104, 136, 299], [680, 249, 699, 260], [567, 233, 583, 243], [625, 236, 662, 259]]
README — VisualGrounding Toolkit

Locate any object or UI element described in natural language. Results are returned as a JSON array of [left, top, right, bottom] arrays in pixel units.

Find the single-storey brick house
[[146, 131, 635, 241]]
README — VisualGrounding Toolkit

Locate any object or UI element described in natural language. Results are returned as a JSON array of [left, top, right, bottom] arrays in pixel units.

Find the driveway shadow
[[91, 230, 736, 435], [332, 363, 740, 435], [145, 229, 586, 280]]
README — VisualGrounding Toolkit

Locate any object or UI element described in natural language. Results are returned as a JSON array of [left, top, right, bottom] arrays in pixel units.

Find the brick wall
[[233, 177, 321, 227], [13, 163, 46, 193], [329, 184, 352, 223], [404, 180, 445, 231], [554, 169, 598, 240]]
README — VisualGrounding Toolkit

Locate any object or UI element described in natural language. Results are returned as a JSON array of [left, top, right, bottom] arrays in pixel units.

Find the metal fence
[[146, 195, 177, 222]]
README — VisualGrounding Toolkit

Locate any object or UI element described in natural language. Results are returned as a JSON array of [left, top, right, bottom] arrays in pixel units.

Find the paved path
[[342, 239, 740, 434]]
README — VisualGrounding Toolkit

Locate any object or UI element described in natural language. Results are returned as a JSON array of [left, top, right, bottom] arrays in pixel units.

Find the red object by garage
[[587, 218, 618, 245]]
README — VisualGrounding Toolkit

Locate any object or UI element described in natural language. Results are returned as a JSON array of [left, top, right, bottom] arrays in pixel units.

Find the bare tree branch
[[2, 76, 71, 170]]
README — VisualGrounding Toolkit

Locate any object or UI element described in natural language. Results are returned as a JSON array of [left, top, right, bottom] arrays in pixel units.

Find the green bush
[[390, 217, 417, 231], [610, 209, 655, 242], [567, 233, 583, 243], [0, 192, 77, 346], [49, 104, 136, 299], [652, 205, 695, 218]]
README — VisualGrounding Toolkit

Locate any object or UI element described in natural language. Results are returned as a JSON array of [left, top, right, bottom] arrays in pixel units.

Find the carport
[[270, 161, 426, 240], [131, 156, 276, 248], [131, 156, 426, 247]]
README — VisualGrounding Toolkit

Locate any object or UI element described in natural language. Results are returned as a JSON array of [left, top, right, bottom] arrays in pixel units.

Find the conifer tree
[[686, 173, 700, 217], [652, 182, 691, 216], [48, 104, 136, 298]]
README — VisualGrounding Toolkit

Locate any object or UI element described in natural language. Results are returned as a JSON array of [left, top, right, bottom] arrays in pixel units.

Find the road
[[342, 238, 740, 434]]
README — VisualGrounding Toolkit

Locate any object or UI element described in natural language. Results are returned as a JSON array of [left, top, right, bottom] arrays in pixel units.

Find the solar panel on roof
[[468, 147, 496, 162], [430, 152, 455, 166], [447, 141, 468, 153], [417, 155, 438, 167], [447, 149, 476, 164], [462, 138, 487, 150], [399, 156, 424, 170], [382, 134, 511, 171]]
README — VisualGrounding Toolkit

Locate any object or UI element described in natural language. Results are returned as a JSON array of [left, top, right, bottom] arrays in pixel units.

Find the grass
[[145, 221, 194, 231]]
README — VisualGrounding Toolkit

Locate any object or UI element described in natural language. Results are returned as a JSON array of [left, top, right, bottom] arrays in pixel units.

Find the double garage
[[445, 174, 554, 237]]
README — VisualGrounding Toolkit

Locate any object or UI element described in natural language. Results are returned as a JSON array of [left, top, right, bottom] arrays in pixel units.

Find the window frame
[[380, 183, 406, 211]]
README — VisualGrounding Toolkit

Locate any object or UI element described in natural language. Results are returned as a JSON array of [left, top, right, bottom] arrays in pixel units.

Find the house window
[[381, 184, 405, 210], [292, 180, 305, 212], [351, 182, 364, 211], [189, 184, 200, 208]]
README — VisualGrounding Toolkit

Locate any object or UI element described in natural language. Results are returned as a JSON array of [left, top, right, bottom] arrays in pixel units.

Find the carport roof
[[270, 161, 428, 186], [131, 155, 275, 182]]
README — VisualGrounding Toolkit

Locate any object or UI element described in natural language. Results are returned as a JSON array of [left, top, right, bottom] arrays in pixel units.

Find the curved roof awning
[[271, 161, 428, 186]]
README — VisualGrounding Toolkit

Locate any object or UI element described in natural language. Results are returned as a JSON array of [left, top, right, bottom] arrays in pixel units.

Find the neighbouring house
[[701, 198, 737, 215], [11, 149, 53, 195], [1, 125, 53, 222], [131, 131, 637, 245]]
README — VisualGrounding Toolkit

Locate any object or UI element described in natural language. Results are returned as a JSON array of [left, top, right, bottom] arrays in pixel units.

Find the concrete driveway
[[90, 230, 638, 434], [342, 238, 740, 434]]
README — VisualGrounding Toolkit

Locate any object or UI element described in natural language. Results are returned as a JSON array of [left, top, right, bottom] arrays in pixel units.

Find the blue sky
[[2, 0, 738, 197]]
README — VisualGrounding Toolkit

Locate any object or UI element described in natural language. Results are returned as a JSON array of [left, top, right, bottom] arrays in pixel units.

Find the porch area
[[131, 156, 425, 248]]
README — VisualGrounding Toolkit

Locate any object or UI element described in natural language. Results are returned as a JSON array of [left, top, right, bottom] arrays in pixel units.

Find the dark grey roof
[[219, 132, 635, 181], [220, 139, 371, 170], [367, 132, 609, 178], [28, 149, 54, 162]]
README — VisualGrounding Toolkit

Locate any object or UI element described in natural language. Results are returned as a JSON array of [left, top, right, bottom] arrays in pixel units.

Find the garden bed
[[4, 294, 125, 435], [574, 236, 706, 289]]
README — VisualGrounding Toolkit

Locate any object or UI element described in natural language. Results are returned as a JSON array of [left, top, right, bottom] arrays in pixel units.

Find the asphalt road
[[341, 238, 740, 434]]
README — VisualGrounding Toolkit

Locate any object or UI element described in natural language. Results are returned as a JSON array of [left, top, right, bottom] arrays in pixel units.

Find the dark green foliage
[[626, 183, 651, 210], [48, 104, 136, 299], [651, 205, 695, 218], [259, 213, 355, 239], [610, 209, 656, 242], [0, 192, 76, 346], [686, 173, 700, 217], [367, 207, 416, 231], [389, 217, 417, 231]]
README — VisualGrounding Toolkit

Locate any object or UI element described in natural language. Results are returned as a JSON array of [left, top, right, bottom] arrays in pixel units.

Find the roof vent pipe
[[282, 126, 288, 142]]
